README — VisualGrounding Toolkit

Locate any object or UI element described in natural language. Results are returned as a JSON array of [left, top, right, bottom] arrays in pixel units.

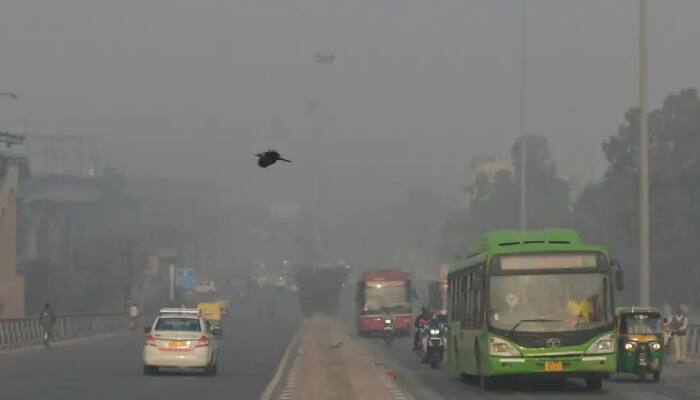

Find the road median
[[267, 314, 413, 400]]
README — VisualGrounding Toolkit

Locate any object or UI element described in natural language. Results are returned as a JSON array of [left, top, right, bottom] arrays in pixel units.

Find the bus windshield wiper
[[506, 319, 562, 337]]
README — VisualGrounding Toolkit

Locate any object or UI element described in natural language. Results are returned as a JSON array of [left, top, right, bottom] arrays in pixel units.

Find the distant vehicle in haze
[[143, 308, 221, 376], [195, 281, 216, 293], [356, 269, 413, 336]]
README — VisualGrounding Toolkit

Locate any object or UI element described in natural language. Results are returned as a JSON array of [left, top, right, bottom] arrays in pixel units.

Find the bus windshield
[[363, 285, 410, 314], [489, 273, 610, 333]]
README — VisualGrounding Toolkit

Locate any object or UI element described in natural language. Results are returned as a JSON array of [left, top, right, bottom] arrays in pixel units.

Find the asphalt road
[[361, 335, 700, 400], [0, 293, 302, 400]]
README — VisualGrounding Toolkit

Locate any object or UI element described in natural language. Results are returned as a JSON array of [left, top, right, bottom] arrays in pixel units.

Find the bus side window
[[459, 273, 469, 328], [474, 268, 484, 328], [447, 274, 455, 321], [451, 274, 460, 323], [465, 272, 474, 328]]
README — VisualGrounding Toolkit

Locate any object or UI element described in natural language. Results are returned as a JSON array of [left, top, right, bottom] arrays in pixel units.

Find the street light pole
[[312, 53, 334, 265], [639, 0, 650, 306], [519, 0, 528, 231]]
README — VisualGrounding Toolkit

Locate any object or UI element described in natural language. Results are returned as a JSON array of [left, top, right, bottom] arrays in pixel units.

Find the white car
[[143, 308, 221, 376]]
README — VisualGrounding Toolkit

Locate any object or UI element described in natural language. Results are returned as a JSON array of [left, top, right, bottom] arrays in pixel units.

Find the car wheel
[[143, 365, 158, 376], [204, 363, 216, 376]]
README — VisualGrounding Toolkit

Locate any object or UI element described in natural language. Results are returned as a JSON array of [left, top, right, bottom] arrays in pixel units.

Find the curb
[[259, 320, 306, 400]]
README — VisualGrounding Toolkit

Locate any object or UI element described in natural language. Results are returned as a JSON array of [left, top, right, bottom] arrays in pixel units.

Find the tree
[[574, 88, 700, 305], [512, 134, 572, 229], [440, 135, 572, 258]]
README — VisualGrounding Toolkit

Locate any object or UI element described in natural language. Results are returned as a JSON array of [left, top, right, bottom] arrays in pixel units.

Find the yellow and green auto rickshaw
[[615, 306, 664, 382], [198, 302, 223, 330], [214, 299, 230, 316]]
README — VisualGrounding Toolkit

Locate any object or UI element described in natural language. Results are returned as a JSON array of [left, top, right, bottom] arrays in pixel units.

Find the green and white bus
[[447, 229, 623, 390]]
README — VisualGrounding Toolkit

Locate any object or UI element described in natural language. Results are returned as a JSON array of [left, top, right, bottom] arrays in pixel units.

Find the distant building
[[0, 132, 28, 318], [470, 156, 512, 177], [464, 156, 512, 207]]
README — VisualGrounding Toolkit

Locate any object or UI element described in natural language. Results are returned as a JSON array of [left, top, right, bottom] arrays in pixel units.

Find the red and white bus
[[356, 269, 413, 335]]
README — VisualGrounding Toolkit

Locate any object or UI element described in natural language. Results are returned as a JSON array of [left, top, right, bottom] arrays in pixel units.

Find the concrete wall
[[0, 163, 25, 318]]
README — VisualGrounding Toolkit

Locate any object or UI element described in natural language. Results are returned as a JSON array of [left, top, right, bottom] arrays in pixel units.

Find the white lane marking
[[274, 341, 305, 400], [258, 320, 305, 400]]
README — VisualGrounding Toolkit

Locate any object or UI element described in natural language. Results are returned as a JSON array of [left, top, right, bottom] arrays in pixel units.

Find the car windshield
[[489, 273, 610, 333], [621, 314, 661, 335], [155, 318, 202, 332], [364, 286, 410, 314]]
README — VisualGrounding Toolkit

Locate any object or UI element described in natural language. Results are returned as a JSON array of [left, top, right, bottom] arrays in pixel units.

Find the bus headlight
[[586, 334, 615, 354], [650, 342, 661, 352], [624, 341, 637, 352], [488, 337, 521, 357]]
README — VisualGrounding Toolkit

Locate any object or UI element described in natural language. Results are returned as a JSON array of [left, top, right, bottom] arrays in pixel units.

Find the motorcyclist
[[434, 310, 448, 326], [413, 307, 432, 351], [39, 303, 56, 341]]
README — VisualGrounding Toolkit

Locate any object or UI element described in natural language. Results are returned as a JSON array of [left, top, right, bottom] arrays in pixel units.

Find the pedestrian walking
[[670, 306, 689, 363]]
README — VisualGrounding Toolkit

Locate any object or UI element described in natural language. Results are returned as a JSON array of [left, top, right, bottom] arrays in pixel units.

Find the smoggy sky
[[1, 0, 699, 199]]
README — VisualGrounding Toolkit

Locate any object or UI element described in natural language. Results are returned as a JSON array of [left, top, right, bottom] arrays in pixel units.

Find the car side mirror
[[212, 327, 222, 336], [612, 260, 623, 291], [144, 327, 151, 334]]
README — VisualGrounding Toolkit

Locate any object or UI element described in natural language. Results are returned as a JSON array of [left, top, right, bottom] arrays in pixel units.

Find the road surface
[[361, 335, 700, 400], [0, 293, 302, 400]]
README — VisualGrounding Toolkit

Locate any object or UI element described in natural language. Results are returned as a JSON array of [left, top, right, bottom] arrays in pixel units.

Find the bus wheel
[[479, 375, 494, 390], [585, 375, 603, 391], [475, 345, 494, 390]]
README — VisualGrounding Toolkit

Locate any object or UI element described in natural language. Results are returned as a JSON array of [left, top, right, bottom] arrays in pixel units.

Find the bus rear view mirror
[[611, 260, 623, 291]]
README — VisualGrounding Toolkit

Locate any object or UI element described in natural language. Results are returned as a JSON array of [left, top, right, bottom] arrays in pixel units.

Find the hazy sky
[[1, 0, 699, 196]]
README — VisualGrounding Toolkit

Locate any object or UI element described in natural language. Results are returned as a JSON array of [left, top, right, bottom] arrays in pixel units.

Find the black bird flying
[[256, 150, 291, 168]]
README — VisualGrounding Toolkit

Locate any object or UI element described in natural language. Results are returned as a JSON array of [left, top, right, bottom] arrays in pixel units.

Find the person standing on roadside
[[670, 306, 689, 363], [129, 303, 140, 329]]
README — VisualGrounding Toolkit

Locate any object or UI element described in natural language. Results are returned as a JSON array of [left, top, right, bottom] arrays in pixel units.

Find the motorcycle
[[423, 321, 446, 369], [382, 314, 395, 345]]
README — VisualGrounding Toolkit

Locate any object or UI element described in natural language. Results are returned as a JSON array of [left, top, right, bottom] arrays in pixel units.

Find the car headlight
[[624, 341, 637, 352], [650, 342, 661, 351], [586, 334, 615, 354], [489, 337, 521, 357], [430, 329, 440, 335]]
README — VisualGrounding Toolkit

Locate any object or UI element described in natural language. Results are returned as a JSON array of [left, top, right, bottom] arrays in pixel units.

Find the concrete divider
[[0, 314, 128, 350]]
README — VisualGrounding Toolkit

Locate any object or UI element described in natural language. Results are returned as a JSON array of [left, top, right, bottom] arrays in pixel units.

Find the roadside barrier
[[0, 313, 127, 350], [689, 324, 700, 355]]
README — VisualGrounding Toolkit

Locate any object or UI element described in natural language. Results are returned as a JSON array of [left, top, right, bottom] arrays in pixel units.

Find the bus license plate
[[544, 361, 563, 372]]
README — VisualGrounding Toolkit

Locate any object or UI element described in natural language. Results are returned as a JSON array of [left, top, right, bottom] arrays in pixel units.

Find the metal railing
[[689, 324, 700, 355], [0, 313, 128, 350]]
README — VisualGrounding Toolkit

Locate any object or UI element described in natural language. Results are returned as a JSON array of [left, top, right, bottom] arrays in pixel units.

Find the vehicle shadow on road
[[144, 369, 213, 378], [459, 375, 605, 395]]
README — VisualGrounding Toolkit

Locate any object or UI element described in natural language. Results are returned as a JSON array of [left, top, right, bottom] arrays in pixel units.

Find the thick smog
[[0, 1, 699, 399]]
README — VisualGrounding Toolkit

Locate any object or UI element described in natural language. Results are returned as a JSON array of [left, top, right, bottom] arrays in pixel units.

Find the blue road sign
[[175, 268, 196, 291]]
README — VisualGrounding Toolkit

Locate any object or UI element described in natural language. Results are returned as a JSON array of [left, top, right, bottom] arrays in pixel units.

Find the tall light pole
[[639, 0, 650, 306], [519, 0, 528, 230], [312, 53, 334, 265]]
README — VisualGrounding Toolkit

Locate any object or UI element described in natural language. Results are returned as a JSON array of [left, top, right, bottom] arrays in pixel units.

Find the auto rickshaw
[[214, 299, 230, 316], [615, 306, 664, 382], [198, 302, 223, 330]]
